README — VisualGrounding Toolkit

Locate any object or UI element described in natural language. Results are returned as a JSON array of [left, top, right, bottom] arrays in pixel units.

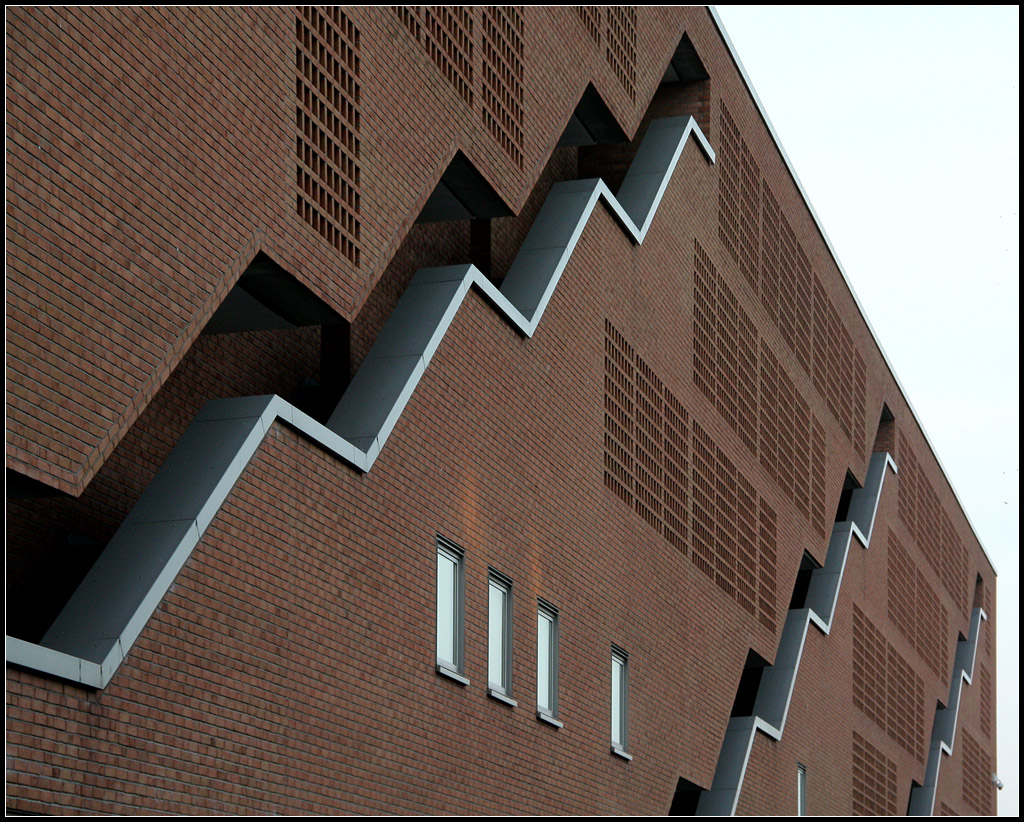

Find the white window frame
[[797, 763, 807, 816], [611, 645, 631, 759], [536, 601, 561, 726], [487, 570, 515, 705], [436, 537, 468, 685]]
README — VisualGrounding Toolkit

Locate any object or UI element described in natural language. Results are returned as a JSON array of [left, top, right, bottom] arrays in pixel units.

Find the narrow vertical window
[[537, 601, 561, 725], [436, 538, 467, 683], [797, 763, 807, 815], [611, 646, 630, 758], [487, 571, 515, 704]]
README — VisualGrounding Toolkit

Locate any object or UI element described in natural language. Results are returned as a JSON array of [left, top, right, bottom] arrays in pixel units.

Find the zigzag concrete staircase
[[6, 116, 715, 689], [695, 451, 898, 816]]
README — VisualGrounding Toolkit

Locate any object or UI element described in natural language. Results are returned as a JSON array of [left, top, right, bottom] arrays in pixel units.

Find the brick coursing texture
[[961, 729, 995, 815], [481, 7, 525, 168], [693, 238, 830, 542], [852, 605, 926, 763], [853, 731, 899, 816], [6, 7, 996, 815], [978, 664, 993, 739], [6, 326, 321, 642], [605, 7, 638, 102], [887, 530, 949, 679], [604, 320, 778, 633], [897, 430, 970, 616], [294, 6, 362, 264], [6, 6, 679, 495], [394, 7, 526, 169]]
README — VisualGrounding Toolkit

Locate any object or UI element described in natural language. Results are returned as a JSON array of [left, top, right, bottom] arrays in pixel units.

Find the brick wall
[[6, 7, 996, 815]]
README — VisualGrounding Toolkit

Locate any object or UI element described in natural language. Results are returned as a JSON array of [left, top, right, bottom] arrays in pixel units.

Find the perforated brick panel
[[718, 166, 870, 457], [757, 346, 780, 481], [788, 378, 811, 521], [898, 431, 920, 541], [919, 483, 942, 574], [295, 6, 361, 264], [394, 6, 420, 41], [576, 7, 601, 46], [692, 420, 777, 631], [852, 604, 887, 731], [810, 418, 828, 539], [481, 7, 524, 168], [852, 605, 925, 762], [605, 7, 637, 102], [810, 279, 830, 410], [940, 802, 958, 816], [984, 585, 993, 658], [885, 645, 925, 761], [693, 233, 828, 542], [761, 182, 812, 375], [938, 510, 969, 616], [962, 729, 994, 815], [718, 102, 760, 290], [692, 424, 732, 597], [423, 7, 474, 106], [723, 450, 759, 622], [398, 7, 522, 168], [897, 432, 969, 616], [603, 321, 690, 554], [979, 664, 992, 740], [604, 321, 636, 507], [694, 240, 757, 453], [635, 357, 666, 530], [606, 319, 779, 632], [757, 499, 778, 631], [853, 350, 866, 455], [759, 344, 817, 524], [812, 278, 855, 442], [852, 731, 898, 816], [693, 243, 716, 401], [887, 530, 949, 679], [663, 390, 690, 554]]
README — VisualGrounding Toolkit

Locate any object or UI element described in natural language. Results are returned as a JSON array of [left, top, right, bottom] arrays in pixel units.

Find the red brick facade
[[6, 7, 997, 815]]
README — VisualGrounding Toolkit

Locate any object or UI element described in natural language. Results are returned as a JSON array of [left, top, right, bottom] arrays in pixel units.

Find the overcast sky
[[714, 6, 1019, 816]]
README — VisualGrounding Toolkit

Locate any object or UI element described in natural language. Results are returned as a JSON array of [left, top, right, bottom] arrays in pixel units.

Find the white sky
[[714, 5, 1019, 816]]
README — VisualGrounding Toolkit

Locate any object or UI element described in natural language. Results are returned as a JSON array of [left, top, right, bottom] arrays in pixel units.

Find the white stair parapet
[[907, 606, 987, 816], [7, 117, 715, 689], [696, 452, 898, 816]]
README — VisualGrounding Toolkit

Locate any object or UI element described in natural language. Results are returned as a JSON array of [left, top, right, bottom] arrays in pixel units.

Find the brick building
[[6, 6, 998, 815]]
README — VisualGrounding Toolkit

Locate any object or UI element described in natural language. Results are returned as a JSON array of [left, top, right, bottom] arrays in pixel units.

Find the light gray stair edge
[[696, 452, 898, 816], [6, 117, 714, 689], [907, 605, 987, 816]]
